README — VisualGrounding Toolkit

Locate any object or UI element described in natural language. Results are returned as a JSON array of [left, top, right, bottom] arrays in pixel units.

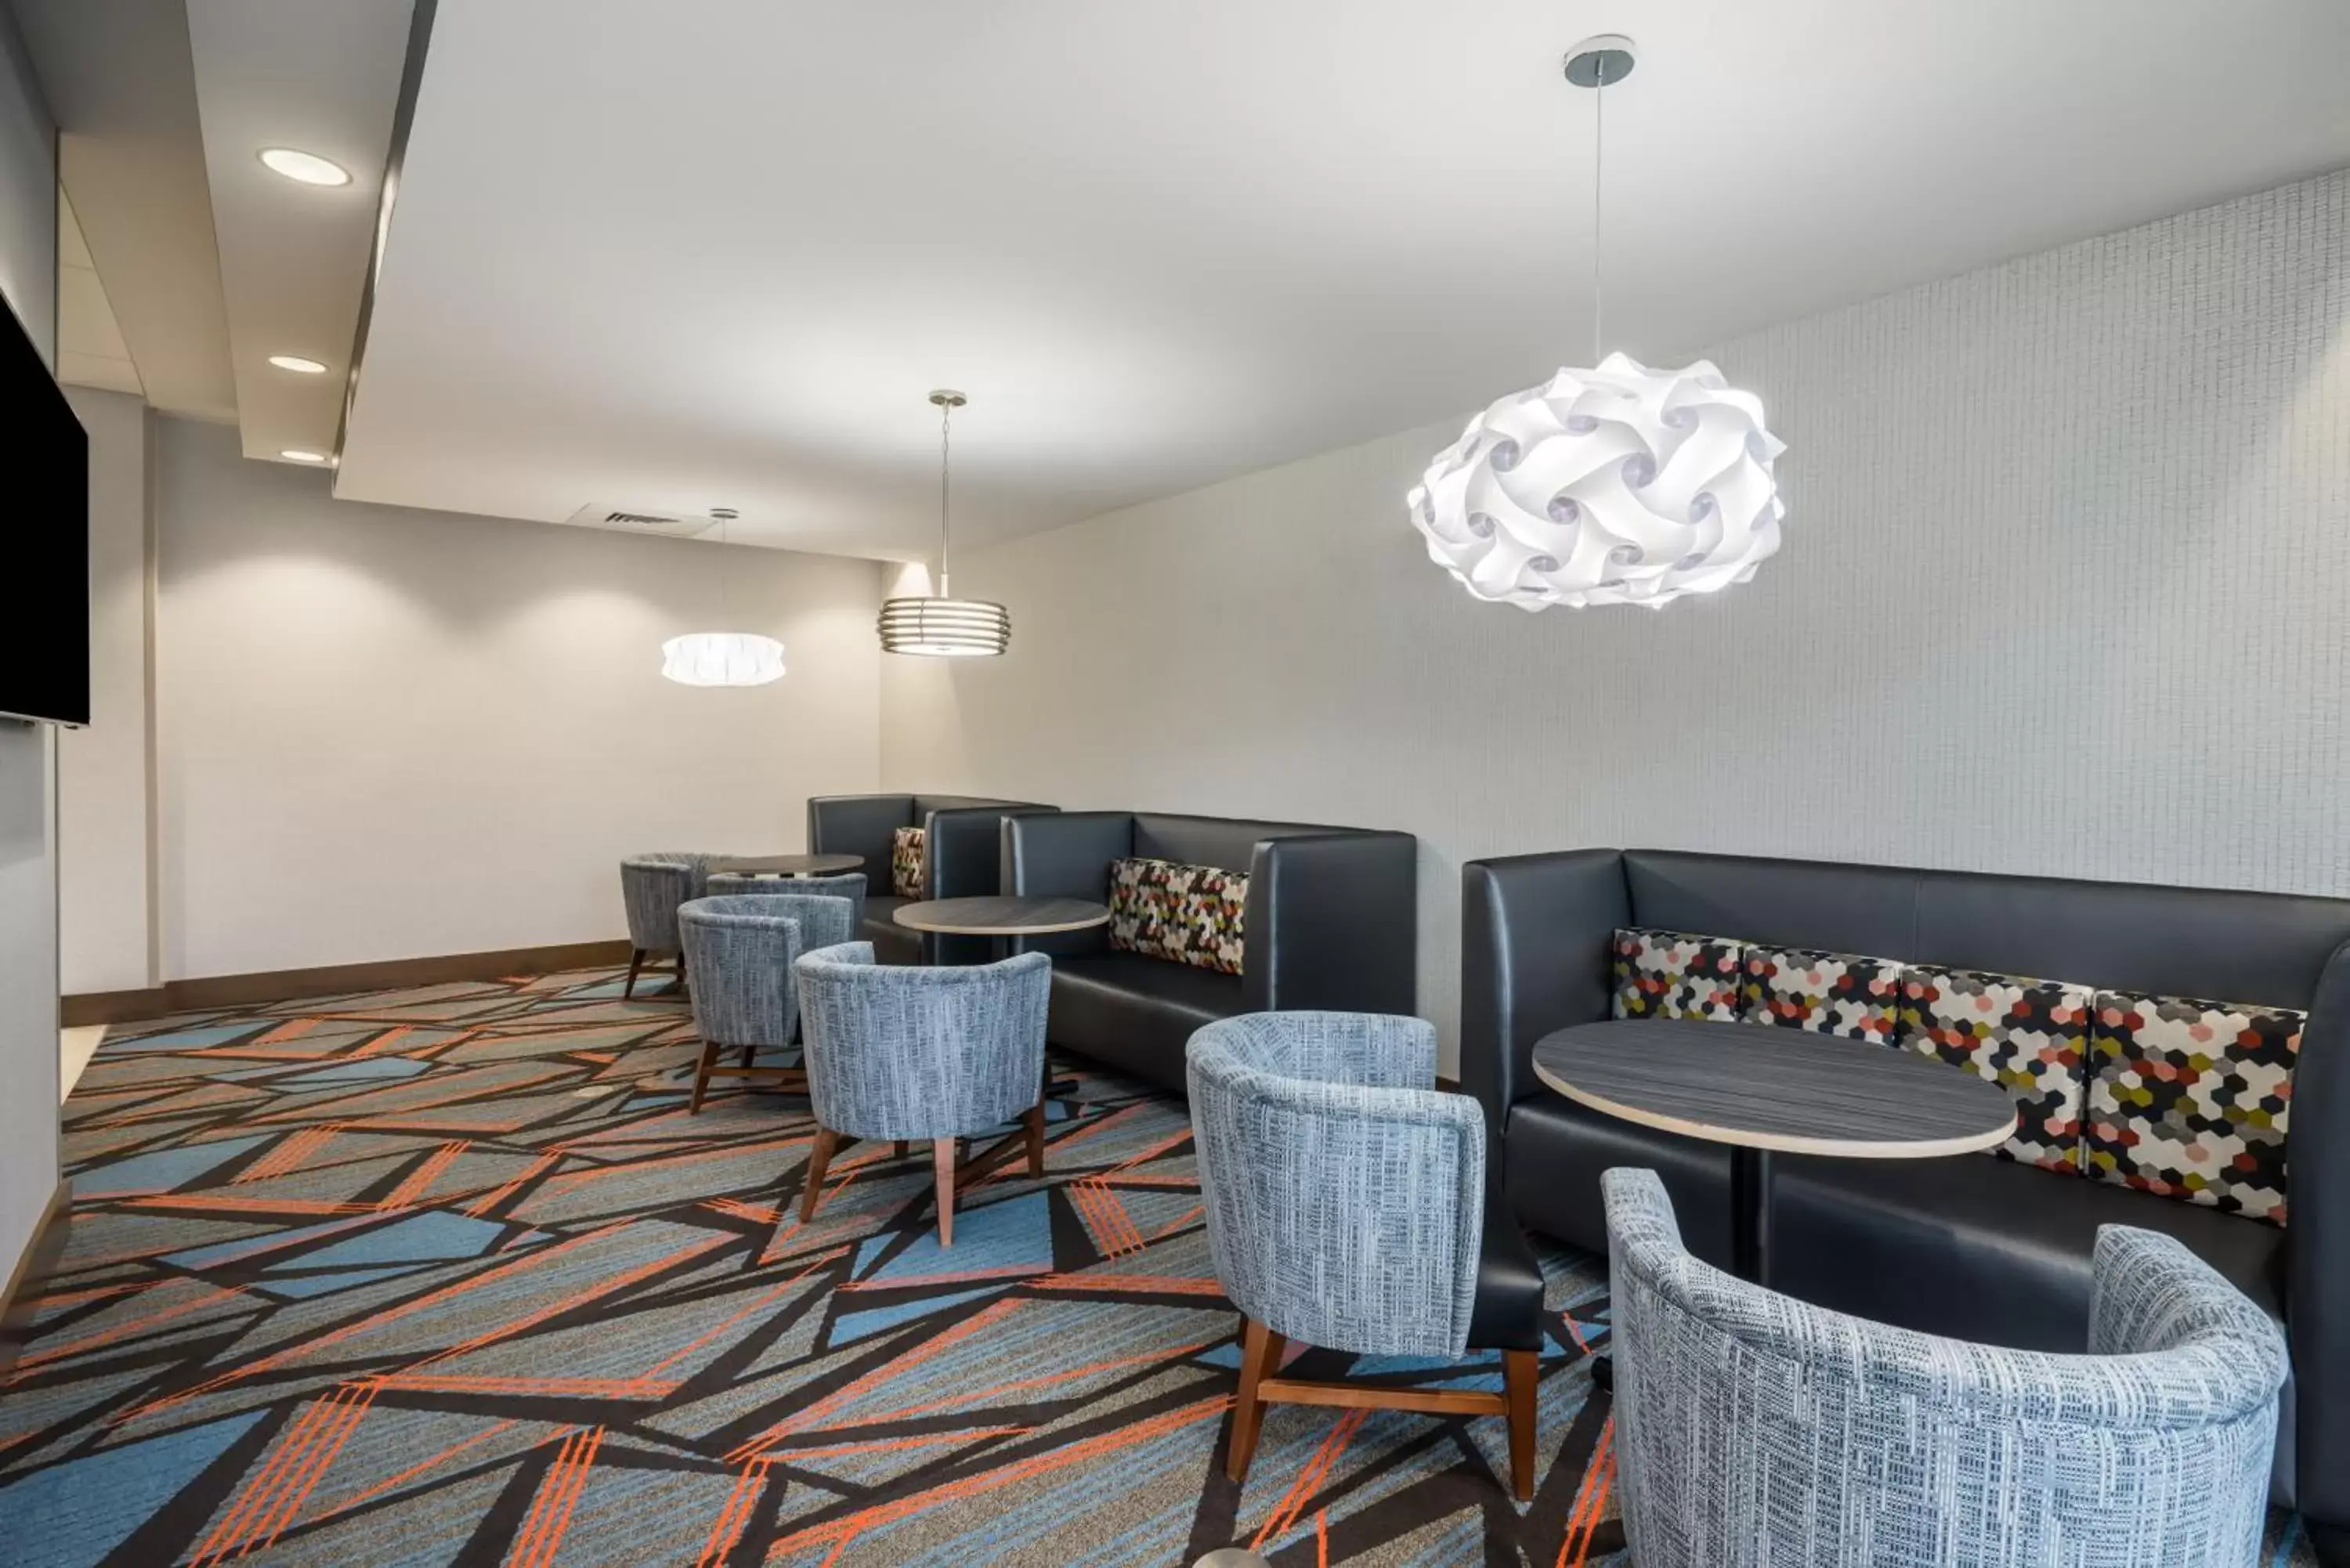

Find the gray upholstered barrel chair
[[620, 851, 728, 998], [1602, 1166, 2286, 1568], [1185, 1012, 1546, 1501], [678, 894, 856, 1111], [794, 942, 1051, 1246], [703, 871, 868, 930]]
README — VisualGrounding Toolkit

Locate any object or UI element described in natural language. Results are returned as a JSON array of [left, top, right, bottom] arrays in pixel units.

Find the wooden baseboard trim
[[0, 1183, 71, 1380], [63, 939, 637, 1025], [60, 988, 168, 1027]]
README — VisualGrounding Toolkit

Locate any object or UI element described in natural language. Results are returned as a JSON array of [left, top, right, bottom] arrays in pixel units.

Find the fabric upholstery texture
[[1604, 1166, 2284, 1568], [2085, 991, 2301, 1225], [1610, 927, 1744, 1021], [620, 852, 723, 953], [703, 871, 869, 932], [794, 941, 1050, 1140], [1187, 1012, 1487, 1358], [678, 894, 856, 1050], [1108, 855, 1249, 975], [1900, 965, 2094, 1171], [891, 826, 927, 901], [1742, 944, 1904, 1040]]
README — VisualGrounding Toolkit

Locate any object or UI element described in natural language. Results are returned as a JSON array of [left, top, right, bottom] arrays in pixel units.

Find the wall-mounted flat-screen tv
[[0, 291, 88, 727]]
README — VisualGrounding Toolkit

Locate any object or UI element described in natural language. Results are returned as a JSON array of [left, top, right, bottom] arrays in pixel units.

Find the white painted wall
[[154, 417, 886, 979], [0, 10, 59, 1284], [58, 386, 151, 995], [882, 170, 2350, 1068]]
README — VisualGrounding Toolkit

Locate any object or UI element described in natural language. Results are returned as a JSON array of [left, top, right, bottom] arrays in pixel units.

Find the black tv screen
[[0, 294, 87, 727]]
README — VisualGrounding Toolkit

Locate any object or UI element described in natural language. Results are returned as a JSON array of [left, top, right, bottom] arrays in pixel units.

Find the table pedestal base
[[1728, 1146, 1773, 1286]]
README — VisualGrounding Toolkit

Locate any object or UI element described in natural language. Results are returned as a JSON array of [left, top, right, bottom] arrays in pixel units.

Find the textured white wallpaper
[[881, 170, 2350, 1064]]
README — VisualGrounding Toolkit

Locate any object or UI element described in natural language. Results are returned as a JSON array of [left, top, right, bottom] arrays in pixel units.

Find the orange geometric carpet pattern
[[0, 967, 1631, 1566]]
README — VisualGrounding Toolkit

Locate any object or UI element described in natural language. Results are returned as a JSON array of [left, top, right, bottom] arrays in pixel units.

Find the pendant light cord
[[1591, 52, 1606, 361], [937, 398, 953, 598]]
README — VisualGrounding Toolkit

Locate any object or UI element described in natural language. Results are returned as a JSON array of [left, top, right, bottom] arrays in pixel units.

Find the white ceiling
[[57, 188, 143, 396], [18, 0, 412, 455], [333, 0, 2350, 557], [15, 0, 237, 421], [185, 0, 415, 464], [32, 2, 2350, 556]]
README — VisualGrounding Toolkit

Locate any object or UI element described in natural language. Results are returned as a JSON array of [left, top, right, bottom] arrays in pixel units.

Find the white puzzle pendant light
[[662, 508, 786, 685], [1409, 36, 1785, 610]]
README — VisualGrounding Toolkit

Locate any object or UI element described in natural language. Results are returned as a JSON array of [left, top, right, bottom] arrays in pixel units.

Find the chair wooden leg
[[1227, 1317, 1285, 1484], [688, 1040, 720, 1113], [624, 948, 645, 998], [800, 1127, 837, 1222], [933, 1139, 957, 1247], [1023, 1100, 1046, 1177], [1502, 1348, 1538, 1502], [893, 1140, 908, 1160], [739, 1044, 756, 1068]]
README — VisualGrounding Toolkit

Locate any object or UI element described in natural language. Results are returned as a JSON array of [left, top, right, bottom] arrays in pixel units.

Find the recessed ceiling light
[[268, 355, 329, 374], [258, 148, 350, 186], [280, 449, 331, 464]]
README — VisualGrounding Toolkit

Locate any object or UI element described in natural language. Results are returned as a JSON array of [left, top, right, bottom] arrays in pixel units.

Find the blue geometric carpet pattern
[[0, 967, 2321, 1566], [1, 967, 1629, 1566]]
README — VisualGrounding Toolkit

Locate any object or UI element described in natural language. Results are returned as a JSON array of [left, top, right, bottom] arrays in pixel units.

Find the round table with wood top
[[705, 853, 866, 879], [1532, 1017, 2017, 1288], [891, 895, 1112, 939]]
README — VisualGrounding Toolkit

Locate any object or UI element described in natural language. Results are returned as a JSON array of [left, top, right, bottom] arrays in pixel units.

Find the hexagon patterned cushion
[[2083, 991, 2299, 1225], [891, 826, 925, 901], [1611, 928, 1746, 1023], [1897, 966, 2092, 1172], [1743, 945, 1906, 1042], [1107, 856, 1247, 976]]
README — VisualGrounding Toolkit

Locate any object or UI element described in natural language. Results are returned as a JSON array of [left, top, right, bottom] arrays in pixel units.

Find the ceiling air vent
[[562, 504, 715, 539]]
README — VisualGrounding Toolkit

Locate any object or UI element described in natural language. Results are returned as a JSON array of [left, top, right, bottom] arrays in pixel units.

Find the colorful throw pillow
[[1896, 966, 2092, 1172], [1107, 857, 1248, 975], [1743, 946, 1904, 1042], [891, 826, 926, 901], [1611, 928, 1745, 1023], [2083, 991, 2299, 1225]]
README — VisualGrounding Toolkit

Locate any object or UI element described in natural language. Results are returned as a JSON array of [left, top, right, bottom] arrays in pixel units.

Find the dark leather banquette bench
[[806, 793, 1055, 964], [1461, 847, 2350, 1555], [1003, 810, 1416, 1091]]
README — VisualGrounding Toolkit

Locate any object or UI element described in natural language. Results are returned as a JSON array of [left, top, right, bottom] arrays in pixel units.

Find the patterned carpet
[[2, 967, 1632, 1567], [3, 967, 2325, 1566]]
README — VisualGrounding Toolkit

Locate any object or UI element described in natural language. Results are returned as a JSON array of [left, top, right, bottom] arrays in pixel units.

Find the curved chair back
[[703, 872, 867, 930], [1603, 1166, 2285, 1568], [646, 851, 728, 895], [794, 941, 1050, 1141], [679, 894, 856, 1051], [620, 858, 695, 952], [1186, 1012, 1487, 1359]]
